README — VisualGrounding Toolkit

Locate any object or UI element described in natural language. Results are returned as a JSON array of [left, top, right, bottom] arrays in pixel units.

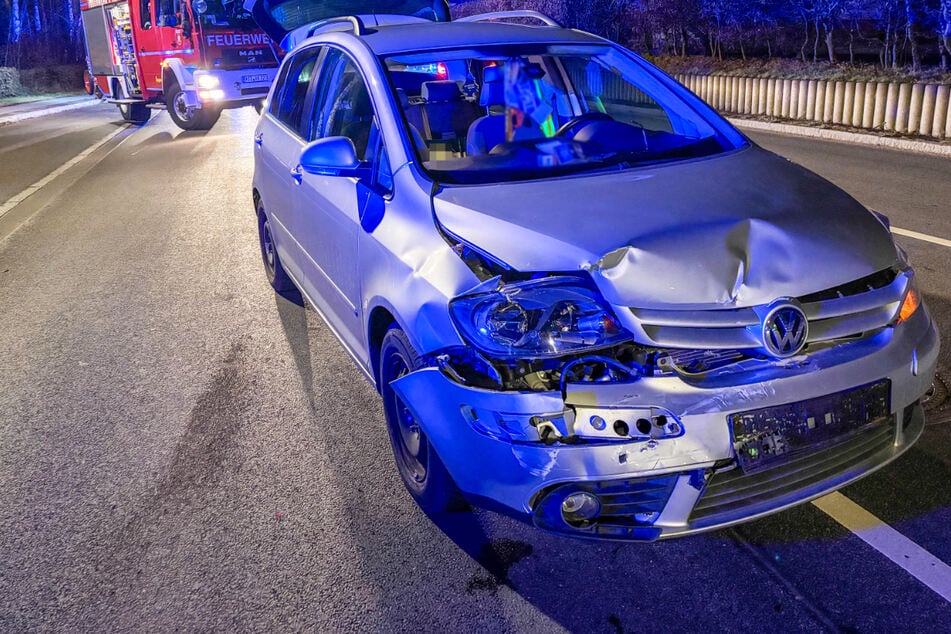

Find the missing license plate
[[730, 380, 891, 473]]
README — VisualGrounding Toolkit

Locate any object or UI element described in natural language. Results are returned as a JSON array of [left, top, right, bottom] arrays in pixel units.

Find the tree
[[941, 0, 951, 68]]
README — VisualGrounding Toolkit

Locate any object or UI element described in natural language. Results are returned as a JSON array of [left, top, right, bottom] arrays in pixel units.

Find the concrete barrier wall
[[675, 73, 951, 139]]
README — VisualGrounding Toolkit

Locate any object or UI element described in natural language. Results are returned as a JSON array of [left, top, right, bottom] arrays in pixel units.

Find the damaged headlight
[[450, 276, 631, 359]]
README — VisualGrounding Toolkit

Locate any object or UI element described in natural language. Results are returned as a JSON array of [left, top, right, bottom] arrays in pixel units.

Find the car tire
[[257, 209, 301, 302], [166, 81, 221, 131], [380, 326, 466, 513]]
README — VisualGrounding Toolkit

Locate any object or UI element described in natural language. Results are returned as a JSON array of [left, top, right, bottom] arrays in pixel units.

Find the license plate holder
[[730, 380, 891, 473]]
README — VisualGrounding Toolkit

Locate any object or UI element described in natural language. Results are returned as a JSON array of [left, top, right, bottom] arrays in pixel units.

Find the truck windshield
[[260, 0, 442, 30], [385, 44, 745, 185], [194, 0, 256, 28]]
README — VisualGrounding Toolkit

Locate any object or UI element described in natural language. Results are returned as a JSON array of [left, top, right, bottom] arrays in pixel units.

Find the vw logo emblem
[[761, 302, 808, 358]]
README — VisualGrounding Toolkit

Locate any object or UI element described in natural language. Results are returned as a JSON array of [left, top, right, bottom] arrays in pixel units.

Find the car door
[[254, 46, 324, 285], [295, 48, 384, 362]]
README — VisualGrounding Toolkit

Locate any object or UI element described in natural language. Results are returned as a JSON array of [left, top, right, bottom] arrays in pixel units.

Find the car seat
[[466, 66, 546, 155], [420, 80, 479, 152]]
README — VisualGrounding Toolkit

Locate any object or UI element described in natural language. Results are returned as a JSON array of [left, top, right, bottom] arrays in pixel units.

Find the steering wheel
[[555, 111, 614, 138]]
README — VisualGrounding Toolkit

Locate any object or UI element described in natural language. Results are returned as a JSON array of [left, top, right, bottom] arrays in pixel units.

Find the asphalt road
[[1, 103, 950, 632]]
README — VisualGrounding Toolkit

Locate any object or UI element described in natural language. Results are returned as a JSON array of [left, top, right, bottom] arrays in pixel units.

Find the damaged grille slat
[[807, 303, 900, 342], [801, 274, 904, 321], [642, 324, 762, 349], [632, 307, 758, 328]]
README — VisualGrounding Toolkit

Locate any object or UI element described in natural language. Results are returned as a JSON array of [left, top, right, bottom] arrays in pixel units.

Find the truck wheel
[[118, 101, 151, 124], [379, 326, 466, 514], [166, 82, 221, 131]]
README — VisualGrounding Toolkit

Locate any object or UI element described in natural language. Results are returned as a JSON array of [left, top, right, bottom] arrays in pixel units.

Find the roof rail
[[306, 16, 368, 38], [455, 11, 562, 28]]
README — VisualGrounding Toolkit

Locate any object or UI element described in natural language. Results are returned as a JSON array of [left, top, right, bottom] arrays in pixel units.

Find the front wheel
[[166, 82, 221, 131], [257, 209, 300, 303], [380, 327, 465, 513]]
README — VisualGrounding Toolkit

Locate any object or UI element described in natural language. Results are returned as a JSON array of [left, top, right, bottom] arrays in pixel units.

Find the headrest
[[480, 66, 504, 107], [421, 80, 462, 103], [483, 65, 503, 83]]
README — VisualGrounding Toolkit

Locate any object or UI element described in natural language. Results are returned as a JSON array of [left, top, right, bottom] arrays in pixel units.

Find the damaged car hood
[[432, 146, 898, 309]]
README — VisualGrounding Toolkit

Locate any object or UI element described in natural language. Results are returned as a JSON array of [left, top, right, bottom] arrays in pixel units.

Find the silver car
[[248, 3, 938, 540]]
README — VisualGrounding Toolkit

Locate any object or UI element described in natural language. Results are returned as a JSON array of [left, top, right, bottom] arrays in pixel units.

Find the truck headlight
[[196, 74, 220, 89], [450, 276, 631, 359]]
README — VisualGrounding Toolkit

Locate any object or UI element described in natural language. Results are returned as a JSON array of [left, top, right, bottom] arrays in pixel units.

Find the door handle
[[254, 132, 263, 147], [290, 165, 303, 184]]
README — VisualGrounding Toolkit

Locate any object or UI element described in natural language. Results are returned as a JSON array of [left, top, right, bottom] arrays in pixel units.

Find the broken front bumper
[[392, 308, 938, 540]]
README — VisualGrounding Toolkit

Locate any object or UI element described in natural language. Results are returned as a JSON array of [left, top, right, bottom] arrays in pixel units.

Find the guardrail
[[675, 74, 951, 140]]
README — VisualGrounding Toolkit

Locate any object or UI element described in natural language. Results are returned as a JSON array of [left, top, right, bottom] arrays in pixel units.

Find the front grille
[[628, 266, 906, 350], [688, 420, 896, 531], [532, 474, 680, 540]]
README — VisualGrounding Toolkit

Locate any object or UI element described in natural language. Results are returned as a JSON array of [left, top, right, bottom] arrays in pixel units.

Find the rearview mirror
[[299, 137, 362, 177]]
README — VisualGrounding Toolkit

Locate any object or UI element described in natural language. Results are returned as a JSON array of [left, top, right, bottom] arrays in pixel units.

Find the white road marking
[[0, 126, 126, 220], [812, 492, 951, 602], [892, 227, 951, 249], [0, 98, 99, 125]]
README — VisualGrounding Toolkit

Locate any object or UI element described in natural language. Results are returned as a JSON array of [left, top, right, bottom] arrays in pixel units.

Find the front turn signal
[[897, 287, 921, 324]]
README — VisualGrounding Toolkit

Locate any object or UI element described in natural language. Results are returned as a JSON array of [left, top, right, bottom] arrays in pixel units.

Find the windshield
[[193, 0, 256, 28], [384, 44, 744, 184]]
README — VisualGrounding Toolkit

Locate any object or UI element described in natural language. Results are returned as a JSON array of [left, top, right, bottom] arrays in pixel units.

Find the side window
[[139, 0, 152, 29], [156, 0, 179, 27], [372, 139, 393, 193], [308, 50, 375, 161], [267, 62, 292, 118], [273, 49, 321, 137]]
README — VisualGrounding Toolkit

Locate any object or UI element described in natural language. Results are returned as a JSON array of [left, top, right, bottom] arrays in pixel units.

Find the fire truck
[[80, 0, 280, 130]]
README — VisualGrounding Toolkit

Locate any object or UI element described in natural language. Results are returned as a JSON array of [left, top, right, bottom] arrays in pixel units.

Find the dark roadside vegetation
[[0, 64, 83, 100], [2, 1, 950, 95], [455, 0, 951, 84]]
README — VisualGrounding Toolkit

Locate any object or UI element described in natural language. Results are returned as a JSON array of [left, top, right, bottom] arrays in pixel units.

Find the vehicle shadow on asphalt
[[275, 293, 316, 410]]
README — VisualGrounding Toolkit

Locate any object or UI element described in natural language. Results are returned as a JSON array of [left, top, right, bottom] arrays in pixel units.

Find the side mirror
[[299, 136, 362, 177]]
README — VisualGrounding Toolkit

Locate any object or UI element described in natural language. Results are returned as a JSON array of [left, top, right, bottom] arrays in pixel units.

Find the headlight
[[450, 276, 631, 359], [196, 74, 220, 89]]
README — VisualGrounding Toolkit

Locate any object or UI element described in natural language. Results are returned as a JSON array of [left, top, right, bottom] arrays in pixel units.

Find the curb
[[728, 117, 951, 158], [0, 97, 101, 125]]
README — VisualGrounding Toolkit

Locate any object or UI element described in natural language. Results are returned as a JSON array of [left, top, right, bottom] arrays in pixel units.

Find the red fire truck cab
[[80, 0, 280, 130]]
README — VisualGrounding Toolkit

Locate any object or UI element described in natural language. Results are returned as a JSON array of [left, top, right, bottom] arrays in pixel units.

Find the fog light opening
[[561, 491, 602, 526], [635, 418, 652, 435]]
